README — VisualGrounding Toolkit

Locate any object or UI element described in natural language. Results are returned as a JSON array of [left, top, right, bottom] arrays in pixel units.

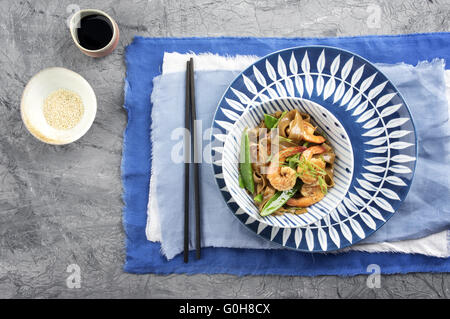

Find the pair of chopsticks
[[184, 58, 201, 263]]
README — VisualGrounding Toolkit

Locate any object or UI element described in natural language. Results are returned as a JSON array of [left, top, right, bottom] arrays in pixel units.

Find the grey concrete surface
[[0, 0, 449, 299]]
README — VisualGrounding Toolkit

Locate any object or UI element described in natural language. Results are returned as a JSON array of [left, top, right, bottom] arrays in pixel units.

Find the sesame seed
[[43, 89, 84, 130]]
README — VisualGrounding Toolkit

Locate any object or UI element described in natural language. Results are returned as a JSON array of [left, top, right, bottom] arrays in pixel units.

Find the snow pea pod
[[254, 193, 263, 203], [264, 114, 278, 129], [238, 173, 245, 188], [260, 180, 302, 217], [264, 111, 287, 129], [239, 128, 255, 194]]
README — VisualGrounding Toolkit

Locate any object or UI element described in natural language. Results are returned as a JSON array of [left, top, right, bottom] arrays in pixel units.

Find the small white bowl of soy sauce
[[69, 9, 119, 58]]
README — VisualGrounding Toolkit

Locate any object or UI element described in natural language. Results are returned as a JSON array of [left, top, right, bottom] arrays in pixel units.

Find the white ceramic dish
[[21, 67, 97, 145]]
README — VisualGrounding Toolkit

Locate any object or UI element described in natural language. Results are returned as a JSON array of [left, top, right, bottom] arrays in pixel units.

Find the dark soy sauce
[[76, 14, 113, 50]]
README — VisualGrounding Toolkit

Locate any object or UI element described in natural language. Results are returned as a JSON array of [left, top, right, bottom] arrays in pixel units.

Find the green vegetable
[[264, 111, 288, 129], [317, 175, 328, 194], [302, 142, 310, 147], [278, 136, 294, 144], [239, 128, 255, 194], [260, 181, 302, 217], [265, 153, 274, 163], [264, 114, 278, 129], [254, 193, 263, 203], [297, 156, 326, 176], [238, 173, 245, 188], [277, 111, 288, 122], [295, 156, 328, 195], [273, 111, 288, 128], [286, 153, 300, 170]]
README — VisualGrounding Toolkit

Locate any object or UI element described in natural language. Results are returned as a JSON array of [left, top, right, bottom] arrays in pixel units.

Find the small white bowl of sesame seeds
[[21, 67, 97, 145]]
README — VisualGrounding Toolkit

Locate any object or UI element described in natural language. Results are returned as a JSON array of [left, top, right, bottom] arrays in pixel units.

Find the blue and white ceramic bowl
[[223, 98, 354, 228], [211, 46, 417, 251]]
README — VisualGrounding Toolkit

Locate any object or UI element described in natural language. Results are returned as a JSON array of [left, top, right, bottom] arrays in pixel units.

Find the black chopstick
[[184, 58, 201, 262], [183, 60, 191, 263], [189, 58, 201, 260]]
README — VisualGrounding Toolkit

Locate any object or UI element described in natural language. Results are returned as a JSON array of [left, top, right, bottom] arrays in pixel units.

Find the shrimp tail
[[279, 146, 307, 160], [302, 122, 326, 144], [286, 185, 325, 207]]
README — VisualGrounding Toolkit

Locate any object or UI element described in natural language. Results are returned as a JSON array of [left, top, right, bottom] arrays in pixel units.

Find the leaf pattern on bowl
[[211, 46, 417, 252]]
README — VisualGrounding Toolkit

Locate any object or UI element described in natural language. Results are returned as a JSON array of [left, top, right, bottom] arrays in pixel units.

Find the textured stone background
[[0, 0, 449, 298]]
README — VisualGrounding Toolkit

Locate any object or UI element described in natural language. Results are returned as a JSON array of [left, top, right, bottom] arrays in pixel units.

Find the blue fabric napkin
[[123, 33, 450, 275], [152, 60, 450, 260]]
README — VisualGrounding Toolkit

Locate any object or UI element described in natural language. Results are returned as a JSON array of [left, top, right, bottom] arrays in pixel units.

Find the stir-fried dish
[[238, 110, 336, 217]]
